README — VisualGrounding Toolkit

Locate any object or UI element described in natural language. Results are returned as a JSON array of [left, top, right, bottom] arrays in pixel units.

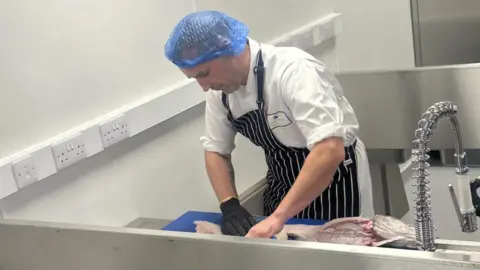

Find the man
[[164, 10, 374, 238]]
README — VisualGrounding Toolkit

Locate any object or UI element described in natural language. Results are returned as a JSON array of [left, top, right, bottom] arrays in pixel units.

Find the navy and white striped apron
[[221, 49, 360, 220]]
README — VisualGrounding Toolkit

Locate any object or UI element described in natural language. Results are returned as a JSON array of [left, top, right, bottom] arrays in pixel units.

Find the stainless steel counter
[[0, 218, 479, 270]]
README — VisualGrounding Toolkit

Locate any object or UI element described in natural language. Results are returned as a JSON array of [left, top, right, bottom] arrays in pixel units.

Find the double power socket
[[10, 114, 130, 190], [98, 114, 130, 148]]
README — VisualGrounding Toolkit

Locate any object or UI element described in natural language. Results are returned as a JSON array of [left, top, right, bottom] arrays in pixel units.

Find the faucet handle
[[448, 184, 463, 224], [471, 177, 480, 217]]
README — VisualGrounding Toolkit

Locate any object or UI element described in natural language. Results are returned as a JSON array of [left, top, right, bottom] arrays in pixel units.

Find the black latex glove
[[220, 197, 257, 236]]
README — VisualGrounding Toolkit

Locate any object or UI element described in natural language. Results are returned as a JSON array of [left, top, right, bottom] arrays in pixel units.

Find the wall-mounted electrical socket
[[99, 114, 130, 148], [11, 154, 38, 189], [51, 133, 87, 171]]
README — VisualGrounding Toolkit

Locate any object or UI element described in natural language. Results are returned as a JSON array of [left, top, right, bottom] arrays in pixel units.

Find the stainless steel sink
[[433, 239, 480, 262]]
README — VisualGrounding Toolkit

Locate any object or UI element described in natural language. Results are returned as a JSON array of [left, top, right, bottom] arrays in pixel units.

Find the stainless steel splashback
[[336, 63, 480, 151], [411, 0, 480, 67]]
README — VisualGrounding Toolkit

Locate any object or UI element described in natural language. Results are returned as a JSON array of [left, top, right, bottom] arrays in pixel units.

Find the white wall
[[332, 0, 415, 71], [0, 0, 191, 158], [0, 0, 415, 226]]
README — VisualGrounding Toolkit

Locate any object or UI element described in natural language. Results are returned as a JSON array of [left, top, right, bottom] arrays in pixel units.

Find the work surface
[[162, 211, 327, 233], [1, 211, 479, 269]]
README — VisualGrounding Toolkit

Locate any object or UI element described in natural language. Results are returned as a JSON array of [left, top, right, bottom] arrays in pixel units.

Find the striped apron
[[221, 49, 360, 220]]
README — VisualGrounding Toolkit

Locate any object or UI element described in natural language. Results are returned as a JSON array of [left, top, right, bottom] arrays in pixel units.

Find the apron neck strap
[[253, 49, 265, 106]]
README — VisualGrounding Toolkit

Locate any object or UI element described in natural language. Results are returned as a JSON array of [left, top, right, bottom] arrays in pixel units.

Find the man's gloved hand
[[220, 197, 257, 236]]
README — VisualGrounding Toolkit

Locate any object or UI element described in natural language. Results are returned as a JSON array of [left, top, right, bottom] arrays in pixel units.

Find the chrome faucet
[[411, 101, 478, 251]]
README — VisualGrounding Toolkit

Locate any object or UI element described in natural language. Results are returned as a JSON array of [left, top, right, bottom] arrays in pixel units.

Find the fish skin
[[372, 215, 419, 249]]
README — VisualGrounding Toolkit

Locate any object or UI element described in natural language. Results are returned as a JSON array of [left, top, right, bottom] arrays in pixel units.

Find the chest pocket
[[267, 111, 292, 130]]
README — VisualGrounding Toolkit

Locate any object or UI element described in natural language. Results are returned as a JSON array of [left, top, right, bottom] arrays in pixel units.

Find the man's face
[[181, 57, 244, 94]]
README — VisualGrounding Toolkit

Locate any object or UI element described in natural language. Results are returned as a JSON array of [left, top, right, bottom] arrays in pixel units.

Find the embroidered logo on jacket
[[267, 111, 292, 130]]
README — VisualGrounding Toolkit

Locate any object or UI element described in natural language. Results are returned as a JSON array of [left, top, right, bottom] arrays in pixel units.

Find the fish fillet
[[193, 215, 418, 248]]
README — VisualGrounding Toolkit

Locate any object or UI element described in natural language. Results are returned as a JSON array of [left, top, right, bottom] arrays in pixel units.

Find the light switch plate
[[316, 19, 335, 44], [51, 133, 87, 170], [11, 154, 38, 189], [99, 114, 130, 148]]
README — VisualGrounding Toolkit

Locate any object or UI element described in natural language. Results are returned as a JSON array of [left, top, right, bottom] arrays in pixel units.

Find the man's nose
[[196, 79, 210, 92]]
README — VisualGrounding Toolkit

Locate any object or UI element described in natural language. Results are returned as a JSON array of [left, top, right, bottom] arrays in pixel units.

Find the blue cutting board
[[162, 211, 327, 233]]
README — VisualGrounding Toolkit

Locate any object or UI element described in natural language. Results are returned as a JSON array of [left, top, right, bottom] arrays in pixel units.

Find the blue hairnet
[[164, 10, 250, 69]]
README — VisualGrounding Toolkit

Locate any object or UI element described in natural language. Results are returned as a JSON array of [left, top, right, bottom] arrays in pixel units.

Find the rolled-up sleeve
[[281, 59, 346, 150], [200, 91, 237, 155]]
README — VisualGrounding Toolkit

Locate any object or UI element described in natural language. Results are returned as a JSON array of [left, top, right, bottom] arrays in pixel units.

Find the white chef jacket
[[200, 38, 374, 217]]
